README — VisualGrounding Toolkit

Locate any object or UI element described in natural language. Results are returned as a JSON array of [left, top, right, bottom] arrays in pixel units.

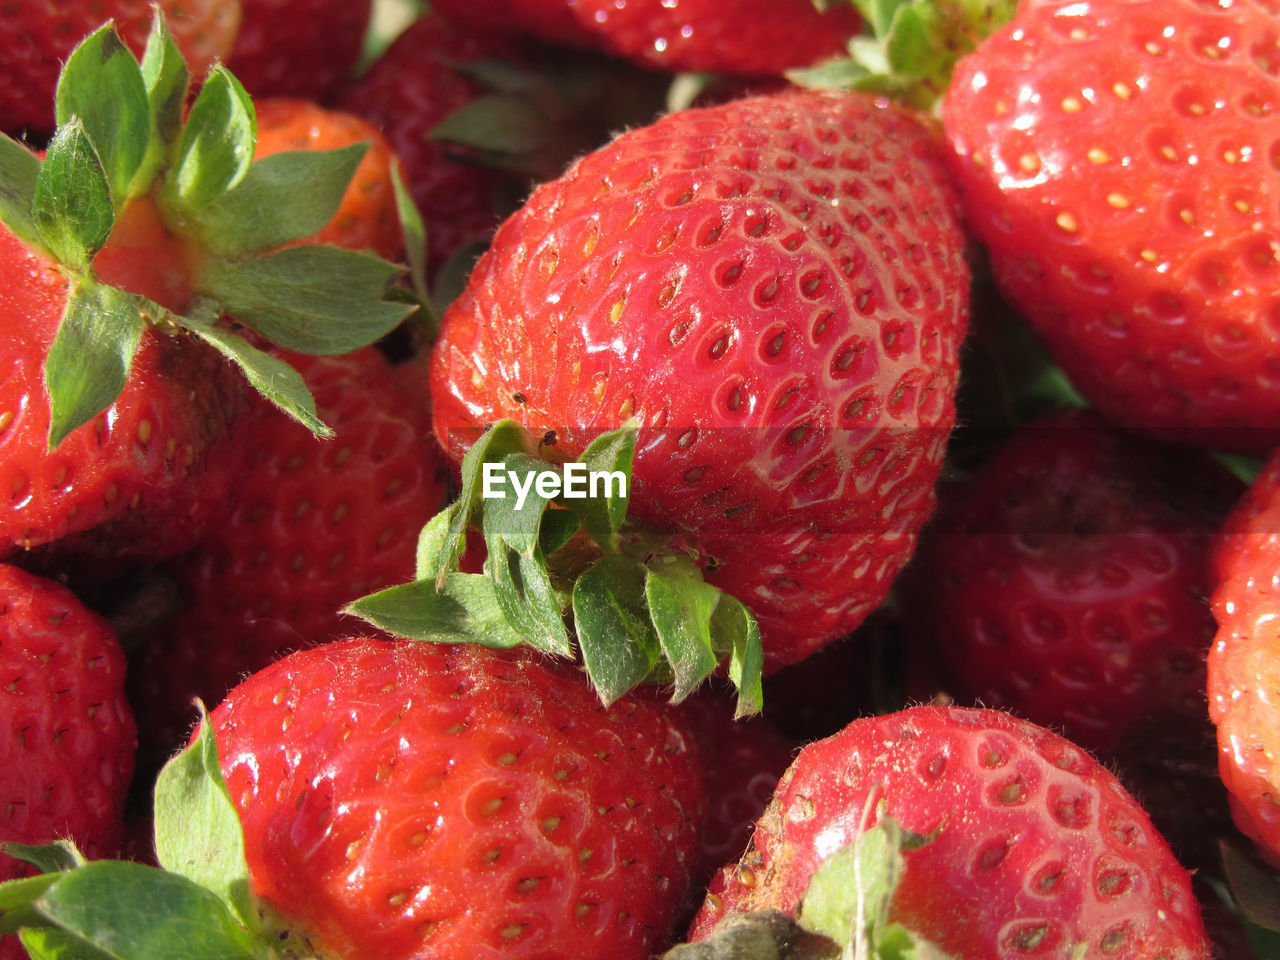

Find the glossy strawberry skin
[[227, 0, 371, 102], [127, 348, 450, 763], [429, 89, 970, 670], [429, 0, 862, 76], [690, 705, 1212, 959], [253, 98, 403, 262], [1208, 452, 1280, 864], [0, 0, 241, 136], [0, 225, 250, 573], [899, 408, 1244, 756], [338, 14, 522, 281], [942, 0, 1280, 454], [210, 637, 706, 960], [0, 564, 136, 881]]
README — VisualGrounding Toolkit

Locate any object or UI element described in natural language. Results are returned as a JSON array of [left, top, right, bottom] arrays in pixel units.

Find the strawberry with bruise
[[428, 89, 970, 673], [941, 0, 1280, 454], [688, 705, 1213, 959]]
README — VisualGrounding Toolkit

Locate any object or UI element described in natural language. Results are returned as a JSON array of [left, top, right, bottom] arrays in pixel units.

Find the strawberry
[[1208, 450, 1280, 865], [253, 98, 403, 262], [686, 705, 1213, 959], [0, 0, 240, 136], [0, 563, 135, 958], [0, 17, 411, 574], [898, 406, 1243, 755], [426, 89, 970, 677], [226, 0, 372, 103], [940, 0, 1280, 454], [126, 347, 450, 764], [427, 0, 864, 77], [0, 637, 708, 960]]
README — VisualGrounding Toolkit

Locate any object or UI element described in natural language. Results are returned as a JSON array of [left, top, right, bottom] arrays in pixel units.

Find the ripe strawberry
[[253, 98, 403, 261], [338, 13, 533, 283], [898, 407, 1243, 755], [1208, 451, 1280, 865], [0, 0, 240, 135], [428, 0, 863, 76], [941, 0, 1280, 454], [428, 89, 970, 673], [127, 347, 450, 763], [227, 0, 372, 103], [687, 705, 1212, 958], [0, 18, 411, 574], [0, 563, 135, 884], [213, 637, 706, 959]]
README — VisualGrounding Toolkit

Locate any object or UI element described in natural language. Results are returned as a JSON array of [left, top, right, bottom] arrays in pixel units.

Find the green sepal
[[198, 245, 411, 355], [573, 554, 664, 706], [33, 119, 114, 272], [166, 65, 256, 214], [569, 424, 636, 551], [177, 303, 332, 437], [54, 21, 150, 208], [1, 842, 85, 877], [482, 451, 575, 657], [153, 709, 256, 932], [0, 135, 46, 252], [390, 159, 440, 337], [140, 9, 189, 152], [3, 860, 258, 960], [345, 574, 530, 649], [44, 280, 146, 449], [1222, 841, 1280, 933], [713, 593, 765, 718], [645, 556, 722, 704], [430, 96, 552, 167], [192, 144, 369, 257], [20, 925, 118, 960]]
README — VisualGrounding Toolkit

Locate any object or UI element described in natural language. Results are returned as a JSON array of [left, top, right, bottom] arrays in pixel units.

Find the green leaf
[[482, 452, 574, 657], [33, 120, 114, 271], [800, 821, 902, 947], [23, 861, 258, 960], [0, 873, 64, 920], [539, 508, 582, 558], [177, 306, 332, 437], [430, 96, 550, 161], [645, 556, 721, 703], [0, 134, 44, 251], [439, 420, 538, 585], [390, 159, 439, 336], [415, 504, 461, 582], [198, 245, 411, 355], [570, 424, 636, 550], [711, 594, 764, 718], [153, 712, 255, 930], [193, 144, 369, 256], [55, 22, 150, 207], [167, 65, 256, 213], [20, 926, 118, 960], [2, 842, 85, 877], [573, 554, 662, 706], [346, 574, 529, 649], [140, 9, 190, 152], [45, 280, 146, 449]]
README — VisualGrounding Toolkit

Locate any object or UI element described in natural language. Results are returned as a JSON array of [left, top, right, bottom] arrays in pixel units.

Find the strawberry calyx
[[0, 12, 413, 450], [346, 419, 765, 717], [664, 817, 952, 960], [0, 713, 288, 960], [789, 0, 1016, 112]]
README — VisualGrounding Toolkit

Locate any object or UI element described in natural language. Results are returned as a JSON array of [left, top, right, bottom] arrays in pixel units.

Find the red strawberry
[[428, 89, 970, 673], [253, 98, 404, 262], [898, 406, 1243, 755], [211, 637, 706, 960], [428, 0, 863, 76], [0, 19, 411, 575], [941, 0, 1280, 454], [1208, 450, 1280, 865], [0, 563, 135, 884], [127, 347, 450, 763], [227, 0, 371, 103], [0, 0, 240, 136], [687, 705, 1212, 959]]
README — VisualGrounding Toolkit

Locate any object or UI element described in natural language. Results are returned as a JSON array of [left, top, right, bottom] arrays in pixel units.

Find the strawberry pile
[[2, 1, 1280, 958]]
